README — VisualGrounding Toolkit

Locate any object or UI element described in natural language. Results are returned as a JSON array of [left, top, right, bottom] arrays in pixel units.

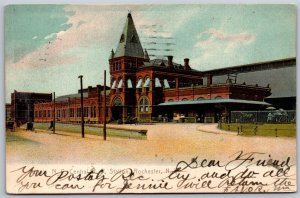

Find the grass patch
[[219, 123, 296, 137], [33, 123, 147, 140], [6, 132, 41, 145]]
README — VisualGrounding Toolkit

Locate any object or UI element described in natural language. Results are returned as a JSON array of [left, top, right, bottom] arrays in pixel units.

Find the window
[[84, 107, 88, 117], [57, 110, 60, 118], [93, 106, 96, 117], [163, 79, 170, 88], [136, 78, 142, 88], [155, 77, 162, 87], [90, 106, 96, 117], [70, 108, 74, 117], [120, 34, 125, 43], [168, 99, 174, 102], [215, 96, 223, 99], [111, 79, 117, 89], [182, 98, 188, 101], [130, 35, 137, 43], [139, 97, 150, 113], [47, 110, 51, 117], [113, 98, 122, 106], [117, 79, 123, 89], [127, 79, 133, 88], [143, 77, 150, 88], [77, 108, 81, 117], [61, 110, 64, 118]]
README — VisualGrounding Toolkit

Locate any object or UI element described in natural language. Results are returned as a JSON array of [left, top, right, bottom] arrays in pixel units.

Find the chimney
[[184, 58, 191, 70], [167, 56, 173, 68], [96, 84, 101, 93]]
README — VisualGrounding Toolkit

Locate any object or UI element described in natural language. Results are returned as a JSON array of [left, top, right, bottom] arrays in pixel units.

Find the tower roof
[[114, 13, 144, 59], [144, 48, 149, 61]]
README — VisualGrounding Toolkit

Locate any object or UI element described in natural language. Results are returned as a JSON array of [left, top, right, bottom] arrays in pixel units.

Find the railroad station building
[[32, 13, 295, 124]]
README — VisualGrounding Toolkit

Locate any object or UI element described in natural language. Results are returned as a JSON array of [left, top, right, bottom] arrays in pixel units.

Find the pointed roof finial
[[144, 48, 150, 62], [114, 12, 144, 59], [109, 49, 114, 59], [127, 10, 132, 17]]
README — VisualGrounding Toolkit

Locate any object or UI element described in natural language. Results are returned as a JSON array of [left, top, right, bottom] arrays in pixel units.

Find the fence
[[219, 123, 296, 137], [230, 110, 296, 123]]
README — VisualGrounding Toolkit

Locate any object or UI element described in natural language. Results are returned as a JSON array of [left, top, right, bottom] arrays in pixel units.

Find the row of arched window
[[111, 76, 171, 89], [112, 96, 150, 113]]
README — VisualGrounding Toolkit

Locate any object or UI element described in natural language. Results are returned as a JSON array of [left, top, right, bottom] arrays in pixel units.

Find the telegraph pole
[[53, 92, 56, 134], [103, 70, 107, 141], [78, 75, 85, 138]]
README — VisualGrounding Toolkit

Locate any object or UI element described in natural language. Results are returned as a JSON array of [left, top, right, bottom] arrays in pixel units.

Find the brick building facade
[[11, 91, 52, 125], [33, 13, 272, 124]]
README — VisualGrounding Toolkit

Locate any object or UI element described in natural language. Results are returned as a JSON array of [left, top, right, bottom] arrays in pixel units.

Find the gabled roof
[[114, 13, 144, 58], [143, 59, 183, 68], [142, 59, 200, 72], [55, 93, 88, 101], [55, 90, 110, 102]]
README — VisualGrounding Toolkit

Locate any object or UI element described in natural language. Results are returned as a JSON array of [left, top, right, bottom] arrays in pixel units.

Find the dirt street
[[6, 123, 296, 165]]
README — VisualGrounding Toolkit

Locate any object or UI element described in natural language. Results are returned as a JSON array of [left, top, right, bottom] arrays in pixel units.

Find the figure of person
[[48, 121, 54, 130], [267, 112, 274, 123]]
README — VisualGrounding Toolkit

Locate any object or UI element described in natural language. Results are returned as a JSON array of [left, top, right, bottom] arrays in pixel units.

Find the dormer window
[[120, 34, 125, 43], [130, 35, 137, 43]]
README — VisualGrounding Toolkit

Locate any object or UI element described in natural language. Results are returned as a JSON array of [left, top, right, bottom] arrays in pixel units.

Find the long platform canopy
[[158, 99, 271, 106]]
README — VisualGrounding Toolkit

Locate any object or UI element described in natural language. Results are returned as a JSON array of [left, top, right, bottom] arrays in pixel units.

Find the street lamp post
[[53, 92, 55, 134], [78, 75, 85, 138], [103, 70, 107, 141]]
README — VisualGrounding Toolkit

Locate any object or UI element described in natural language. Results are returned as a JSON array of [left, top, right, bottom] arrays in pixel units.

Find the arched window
[[168, 99, 174, 102], [139, 97, 150, 113], [197, 97, 205, 100], [143, 76, 150, 88], [182, 98, 188, 101], [136, 78, 143, 88], [113, 97, 122, 106], [111, 78, 117, 89]]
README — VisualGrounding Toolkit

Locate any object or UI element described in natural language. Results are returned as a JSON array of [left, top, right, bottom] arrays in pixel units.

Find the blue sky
[[5, 4, 296, 102]]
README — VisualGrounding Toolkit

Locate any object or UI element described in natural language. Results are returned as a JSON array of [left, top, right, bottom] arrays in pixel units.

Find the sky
[[5, 4, 296, 102]]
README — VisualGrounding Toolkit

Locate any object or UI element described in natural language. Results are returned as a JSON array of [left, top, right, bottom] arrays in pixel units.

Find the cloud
[[44, 33, 57, 40], [6, 5, 123, 70], [195, 28, 256, 53], [7, 5, 200, 70], [192, 28, 256, 69], [32, 36, 38, 40]]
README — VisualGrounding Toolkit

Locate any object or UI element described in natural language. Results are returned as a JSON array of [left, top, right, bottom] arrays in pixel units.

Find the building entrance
[[111, 97, 123, 121]]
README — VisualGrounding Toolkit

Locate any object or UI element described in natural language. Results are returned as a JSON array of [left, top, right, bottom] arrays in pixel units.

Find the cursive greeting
[[10, 151, 296, 193]]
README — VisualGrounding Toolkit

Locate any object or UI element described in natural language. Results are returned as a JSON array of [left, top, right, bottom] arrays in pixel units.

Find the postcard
[[5, 4, 296, 194]]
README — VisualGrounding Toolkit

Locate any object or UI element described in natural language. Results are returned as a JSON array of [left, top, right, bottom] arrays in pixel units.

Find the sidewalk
[[197, 123, 237, 135]]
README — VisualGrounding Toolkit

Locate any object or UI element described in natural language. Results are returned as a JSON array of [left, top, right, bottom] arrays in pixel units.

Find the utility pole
[[78, 75, 85, 138], [103, 70, 107, 141], [53, 92, 56, 134], [27, 103, 30, 122]]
